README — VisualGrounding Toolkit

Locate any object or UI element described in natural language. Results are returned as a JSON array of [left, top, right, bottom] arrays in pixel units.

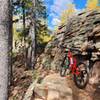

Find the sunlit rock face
[[36, 10, 100, 71], [89, 61, 100, 86], [27, 10, 100, 100]]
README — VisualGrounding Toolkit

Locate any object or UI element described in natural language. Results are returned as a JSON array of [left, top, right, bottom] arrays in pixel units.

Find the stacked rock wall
[[36, 10, 100, 70]]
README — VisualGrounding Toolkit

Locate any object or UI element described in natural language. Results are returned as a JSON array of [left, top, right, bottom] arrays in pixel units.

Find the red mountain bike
[[60, 46, 89, 89]]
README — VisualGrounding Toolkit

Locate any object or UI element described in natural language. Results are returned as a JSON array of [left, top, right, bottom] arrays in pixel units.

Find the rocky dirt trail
[[68, 76, 100, 100], [67, 75, 94, 100], [33, 73, 100, 100], [8, 61, 100, 100]]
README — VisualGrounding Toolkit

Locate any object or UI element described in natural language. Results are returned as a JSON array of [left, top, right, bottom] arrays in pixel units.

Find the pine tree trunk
[[0, 0, 12, 99], [29, 25, 36, 68], [8, 0, 13, 86], [26, 0, 36, 68]]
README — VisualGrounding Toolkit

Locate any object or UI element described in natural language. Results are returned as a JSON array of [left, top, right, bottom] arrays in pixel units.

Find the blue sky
[[44, 0, 87, 30]]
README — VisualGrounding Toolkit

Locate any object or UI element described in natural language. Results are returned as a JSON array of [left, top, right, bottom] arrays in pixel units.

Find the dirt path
[[8, 63, 100, 100], [66, 75, 100, 100]]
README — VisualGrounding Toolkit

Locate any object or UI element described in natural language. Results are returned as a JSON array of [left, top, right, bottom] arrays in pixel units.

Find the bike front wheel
[[60, 66, 67, 77], [74, 62, 89, 89], [60, 56, 69, 77]]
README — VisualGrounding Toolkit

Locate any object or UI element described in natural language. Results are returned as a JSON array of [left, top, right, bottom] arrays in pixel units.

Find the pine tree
[[0, 0, 12, 99]]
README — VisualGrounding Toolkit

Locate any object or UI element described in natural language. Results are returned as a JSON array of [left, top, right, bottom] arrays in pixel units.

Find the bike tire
[[60, 66, 67, 77], [74, 62, 89, 89], [60, 56, 68, 77]]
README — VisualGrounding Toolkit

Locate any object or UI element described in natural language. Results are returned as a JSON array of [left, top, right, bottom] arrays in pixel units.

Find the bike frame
[[67, 50, 80, 75]]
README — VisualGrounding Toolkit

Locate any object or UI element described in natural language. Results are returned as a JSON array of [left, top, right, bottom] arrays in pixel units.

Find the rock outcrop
[[34, 10, 100, 100], [34, 74, 73, 100], [36, 10, 100, 71], [56, 10, 100, 49], [23, 10, 100, 100], [89, 61, 100, 85]]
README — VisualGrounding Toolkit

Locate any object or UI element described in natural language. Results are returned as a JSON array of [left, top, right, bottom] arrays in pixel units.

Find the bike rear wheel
[[74, 62, 89, 89]]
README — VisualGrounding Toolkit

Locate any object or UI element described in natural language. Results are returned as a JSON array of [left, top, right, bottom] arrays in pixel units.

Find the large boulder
[[34, 74, 73, 100], [89, 61, 100, 86]]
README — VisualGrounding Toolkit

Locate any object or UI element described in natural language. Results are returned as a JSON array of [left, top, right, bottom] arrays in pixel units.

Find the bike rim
[[76, 63, 88, 86]]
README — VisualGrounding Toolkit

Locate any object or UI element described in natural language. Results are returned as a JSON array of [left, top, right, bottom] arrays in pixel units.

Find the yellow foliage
[[41, 35, 52, 43], [38, 32, 53, 43], [13, 15, 23, 40], [13, 23, 20, 40], [60, 4, 75, 24], [87, 0, 99, 10]]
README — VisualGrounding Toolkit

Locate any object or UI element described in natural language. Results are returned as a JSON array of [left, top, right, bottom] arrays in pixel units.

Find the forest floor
[[8, 54, 100, 100], [8, 64, 100, 100], [8, 60, 33, 100]]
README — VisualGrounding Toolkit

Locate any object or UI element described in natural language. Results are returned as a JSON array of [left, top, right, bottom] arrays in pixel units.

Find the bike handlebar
[[69, 48, 82, 53], [58, 45, 82, 53]]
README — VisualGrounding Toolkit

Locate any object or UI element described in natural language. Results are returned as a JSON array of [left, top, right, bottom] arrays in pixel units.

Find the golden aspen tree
[[60, 4, 75, 25], [87, 0, 99, 10]]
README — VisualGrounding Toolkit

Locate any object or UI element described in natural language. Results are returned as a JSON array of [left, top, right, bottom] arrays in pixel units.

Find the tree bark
[[9, 0, 13, 86], [0, 0, 12, 99], [29, 25, 36, 68], [26, 0, 36, 68], [22, 2, 25, 34]]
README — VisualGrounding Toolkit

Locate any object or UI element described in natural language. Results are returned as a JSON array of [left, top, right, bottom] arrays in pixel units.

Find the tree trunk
[[22, 2, 27, 67], [0, 0, 12, 99], [22, 2, 25, 34], [29, 25, 36, 68], [9, 0, 13, 86], [26, 0, 36, 68]]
